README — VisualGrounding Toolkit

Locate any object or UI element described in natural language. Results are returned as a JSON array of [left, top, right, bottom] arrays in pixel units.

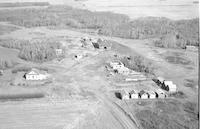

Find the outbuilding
[[139, 90, 149, 99], [148, 91, 156, 99], [121, 90, 130, 100], [130, 90, 139, 99], [156, 89, 167, 98], [55, 49, 63, 56]]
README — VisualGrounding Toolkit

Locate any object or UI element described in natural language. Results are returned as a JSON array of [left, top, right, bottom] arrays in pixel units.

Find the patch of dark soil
[[184, 79, 197, 88], [169, 91, 187, 99]]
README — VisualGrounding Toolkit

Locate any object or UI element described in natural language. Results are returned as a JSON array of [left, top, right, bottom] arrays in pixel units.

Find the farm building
[[139, 90, 149, 99], [110, 61, 125, 70], [148, 91, 156, 99], [130, 90, 139, 99], [55, 49, 63, 56], [24, 68, 48, 81], [156, 89, 167, 98], [121, 90, 130, 100], [74, 54, 84, 60], [163, 81, 177, 92]]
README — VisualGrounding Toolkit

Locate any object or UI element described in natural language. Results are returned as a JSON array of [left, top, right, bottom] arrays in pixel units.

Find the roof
[[156, 89, 165, 94], [130, 90, 138, 94], [168, 84, 177, 89], [164, 81, 173, 86], [121, 90, 129, 95], [26, 68, 46, 75], [157, 77, 165, 82], [139, 90, 148, 95], [148, 91, 156, 95]]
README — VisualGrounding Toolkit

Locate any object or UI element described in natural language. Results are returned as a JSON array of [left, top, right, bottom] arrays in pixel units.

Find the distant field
[[0, 24, 18, 35], [0, 2, 49, 7]]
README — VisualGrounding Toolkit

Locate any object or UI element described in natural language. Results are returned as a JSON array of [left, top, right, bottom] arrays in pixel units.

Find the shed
[[121, 90, 130, 100], [130, 90, 139, 99], [74, 54, 83, 60], [55, 49, 63, 56], [148, 91, 156, 99], [156, 89, 167, 98], [139, 90, 149, 99]]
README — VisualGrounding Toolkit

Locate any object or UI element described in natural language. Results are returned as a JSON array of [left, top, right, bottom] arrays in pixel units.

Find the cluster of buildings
[[109, 61, 132, 75], [121, 89, 167, 100], [80, 36, 111, 50]]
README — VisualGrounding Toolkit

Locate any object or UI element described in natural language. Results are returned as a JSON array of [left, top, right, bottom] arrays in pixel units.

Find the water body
[[0, 0, 198, 20], [83, 0, 199, 20]]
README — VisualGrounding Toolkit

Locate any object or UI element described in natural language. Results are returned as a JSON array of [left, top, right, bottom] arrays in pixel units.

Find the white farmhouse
[[25, 68, 48, 81], [110, 61, 124, 69]]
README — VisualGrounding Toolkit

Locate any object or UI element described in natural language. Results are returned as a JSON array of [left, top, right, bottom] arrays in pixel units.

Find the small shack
[[121, 90, 130, 100], [139, 90, 149, 99], [55, 49, 63, 56], [130, 90, 139, 99], [74, 54, 83, 60], [25, 68, 48, 81], [148, 91, 156, 99], [156, 89, 167, 98]]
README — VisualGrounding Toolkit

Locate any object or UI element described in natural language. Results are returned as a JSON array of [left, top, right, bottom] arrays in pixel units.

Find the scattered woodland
[[0, 5, 198, 48], [0, 39, 64, 63]]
